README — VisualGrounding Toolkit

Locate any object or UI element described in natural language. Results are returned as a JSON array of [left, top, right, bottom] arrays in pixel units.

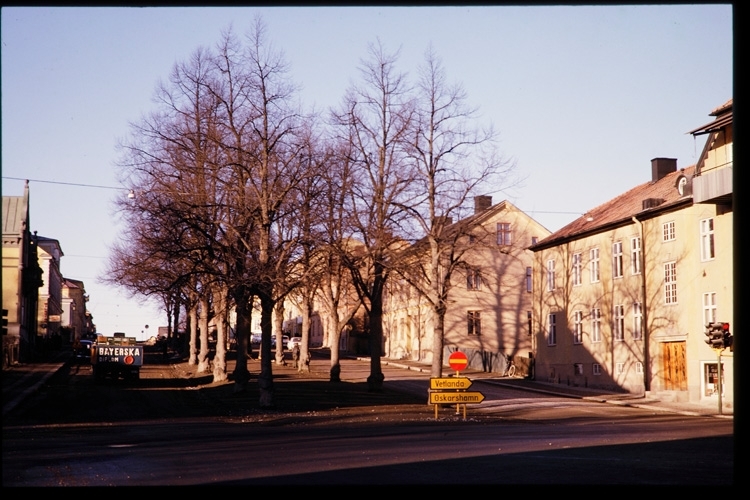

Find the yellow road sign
[[430, 377, 473, 390], [429, 391, 485, 404]]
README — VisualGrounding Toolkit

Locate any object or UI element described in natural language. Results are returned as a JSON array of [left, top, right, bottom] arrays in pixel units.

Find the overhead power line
[[2, 176, 124, 191], [3, 177, 586, 217]]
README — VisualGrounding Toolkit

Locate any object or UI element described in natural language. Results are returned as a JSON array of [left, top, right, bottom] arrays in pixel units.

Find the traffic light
[[720, 322, 733, 350], [705, 322, 725, 349], [705, 322, 731, 350]]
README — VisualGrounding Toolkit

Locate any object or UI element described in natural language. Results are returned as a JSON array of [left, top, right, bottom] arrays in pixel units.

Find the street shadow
[[211, 435, 734, 485]]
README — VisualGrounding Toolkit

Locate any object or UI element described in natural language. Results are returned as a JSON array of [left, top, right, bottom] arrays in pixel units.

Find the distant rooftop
[[531, 162, 694, 250]]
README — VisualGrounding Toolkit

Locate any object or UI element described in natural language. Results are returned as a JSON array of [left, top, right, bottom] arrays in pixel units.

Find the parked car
[[270, 335, 290, 349], [287, 336, 302, 351], [74, 339, 94, 363]]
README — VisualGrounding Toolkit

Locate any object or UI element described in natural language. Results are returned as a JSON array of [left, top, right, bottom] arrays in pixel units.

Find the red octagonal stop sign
[[448, 351, 468, 372]]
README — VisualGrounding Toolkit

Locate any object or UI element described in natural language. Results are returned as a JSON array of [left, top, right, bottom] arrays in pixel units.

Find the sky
[[1, 6, 733, 340]]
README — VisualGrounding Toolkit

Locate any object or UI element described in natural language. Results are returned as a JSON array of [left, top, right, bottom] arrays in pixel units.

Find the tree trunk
[[212, 287, 228, 383], [188, 302, 198, 365], [298, 296, 312, 374], [329, 326, 342, 382], [367, 270, 385, 391], [431, 306, 446, 378], [258, 291, 276, 408], [322, 314, 330, 349], [232, 290, 251, 393], [197, 295, 210, 373], [273, 301, 286, 366]]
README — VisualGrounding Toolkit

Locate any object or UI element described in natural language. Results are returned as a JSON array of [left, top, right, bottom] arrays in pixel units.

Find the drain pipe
[[632, 216, 650, 392]]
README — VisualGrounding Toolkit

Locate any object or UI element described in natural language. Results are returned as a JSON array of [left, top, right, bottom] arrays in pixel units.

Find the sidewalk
[[2, 349, 73, 418], [369, 356, 734, 419], [3, 349, 733, 420]]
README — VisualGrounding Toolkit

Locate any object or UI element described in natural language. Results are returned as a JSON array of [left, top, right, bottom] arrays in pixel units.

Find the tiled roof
[[532, 164, 695, 250], [688, 98, 732, 135], [2, 182, 30, 237], [711, 98, 732, 116], [407, 200, 512, 254], [2, 196, 27, 236], [63, 278, 84, 289]]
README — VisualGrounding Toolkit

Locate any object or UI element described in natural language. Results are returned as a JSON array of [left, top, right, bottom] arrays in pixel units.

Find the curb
[[480, 378, 733, 419], [2, 358, 71, 418], [360, 357, 734, 421]]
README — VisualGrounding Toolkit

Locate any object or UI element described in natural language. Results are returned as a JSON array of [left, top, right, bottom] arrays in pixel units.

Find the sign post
[[448, 351, 468, 373], [429, 351, 483, 419]]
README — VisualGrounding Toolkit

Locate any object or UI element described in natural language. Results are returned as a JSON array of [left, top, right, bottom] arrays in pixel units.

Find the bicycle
[[504, 356, 516, 377]]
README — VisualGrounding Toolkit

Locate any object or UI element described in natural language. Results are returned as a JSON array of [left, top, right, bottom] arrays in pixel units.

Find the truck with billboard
[[91, 333, 143, 380]]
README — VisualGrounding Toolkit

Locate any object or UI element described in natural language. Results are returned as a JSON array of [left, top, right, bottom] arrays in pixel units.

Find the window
[[467, 268, 482, 290], [572, 253, 582, 286], [703, 361, 725, 397], [467, 311, 481, 335], [662, 221, 675, 242], [525, 267, 532, 293], [664, 262, 677, 304], [636, 362, 644, 374], [573, 310, 583, 344], [547, 313, 557, 346], [703, 292, 717, 326], [574, 363, 583, 375], [590, 248, 600, 283], [631, 237, 641, 275], [700, 218, 715, 261], [616, 362, 625, 374], [593, 363, 602, 376], [527, 311, 532, 336], [531, 236, 538, 245], [591, 308, 601, 343], [497, 223, 512, 245], [633, 302, 642, 340], [614, 305, 624, 341], [612, 241, 623, 278], [546, 260, 556, 291]]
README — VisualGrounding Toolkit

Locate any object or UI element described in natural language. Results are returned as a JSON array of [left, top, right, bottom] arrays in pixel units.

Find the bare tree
[[210, 20, 310, 406], [332, 40, 417, 391], [397, 46, 516, 377], [111, 41, 237, 383], [283, 128, 336, 374], [318, 140, 362, 382]]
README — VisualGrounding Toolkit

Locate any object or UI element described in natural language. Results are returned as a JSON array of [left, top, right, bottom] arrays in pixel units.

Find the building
[[281, 304, 325, 348], [35, 236, 65, 346], [61, 278, 95, 342], [384, 197, 551, 374], [2, 181, 43, 364], [530, 100, 733, 407]]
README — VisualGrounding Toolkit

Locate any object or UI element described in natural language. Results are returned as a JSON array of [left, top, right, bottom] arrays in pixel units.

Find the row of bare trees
[[104, 18, 513, 404]]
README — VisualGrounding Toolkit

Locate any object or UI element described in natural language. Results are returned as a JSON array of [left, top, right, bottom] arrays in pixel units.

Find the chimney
[[651, 158, 677, 182], [474, 195, 492, 214]]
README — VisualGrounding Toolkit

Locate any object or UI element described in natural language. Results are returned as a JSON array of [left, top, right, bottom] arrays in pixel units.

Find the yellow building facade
[[384, 198, 550, 374], [531, 100, 733, 407], [2, 181, 43, 363]]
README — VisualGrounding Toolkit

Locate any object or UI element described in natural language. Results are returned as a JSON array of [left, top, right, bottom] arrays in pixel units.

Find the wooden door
[[661, 341, 687, 391]]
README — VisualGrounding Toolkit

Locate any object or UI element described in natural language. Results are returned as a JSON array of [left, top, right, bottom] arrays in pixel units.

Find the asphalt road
[[2, 350, 734, 485]]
